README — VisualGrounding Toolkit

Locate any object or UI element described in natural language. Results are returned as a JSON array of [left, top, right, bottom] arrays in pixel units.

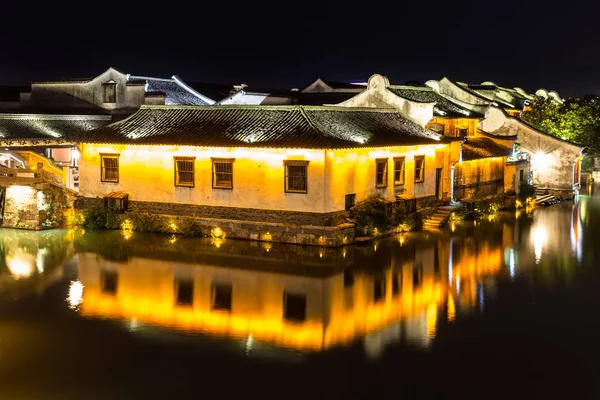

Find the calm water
[[1, 186, 600, 399]]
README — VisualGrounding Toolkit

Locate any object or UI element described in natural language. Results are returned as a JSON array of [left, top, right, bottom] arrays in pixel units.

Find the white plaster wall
[[79, 144, 327, 213]]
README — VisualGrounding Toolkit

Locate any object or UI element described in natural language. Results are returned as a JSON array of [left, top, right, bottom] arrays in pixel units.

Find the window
[[428, 123, 445, 134], [345, 193, 356, 211], [174, 278, 194, 306], [454, 127, 468, 137], [376, 158, 388, 188], [519, 169, 524, 182], [284, 160, 309, 193], [103, 82, 116, 103], [100, 154, 119, 183], [414, 155, 425, 183], [100, 270, 118, 295], [211, 158, 234, 189], [394, 157, 405, 185], [283, 292, 306, 322], [211, 283, 232, 312], [173, 157, 195, 187]]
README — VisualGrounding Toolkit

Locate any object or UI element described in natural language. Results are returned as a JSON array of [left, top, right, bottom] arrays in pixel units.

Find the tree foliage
[[522, 95, 600, 166]]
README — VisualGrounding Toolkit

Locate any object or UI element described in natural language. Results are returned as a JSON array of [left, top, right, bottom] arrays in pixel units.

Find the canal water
[[0, 186, 599, 399]]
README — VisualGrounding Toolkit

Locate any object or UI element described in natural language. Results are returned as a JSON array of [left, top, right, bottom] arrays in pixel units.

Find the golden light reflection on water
[[73, 227, 507, 353]]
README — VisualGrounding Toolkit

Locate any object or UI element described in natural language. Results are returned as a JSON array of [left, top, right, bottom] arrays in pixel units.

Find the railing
[[0, 167, 63, 187]]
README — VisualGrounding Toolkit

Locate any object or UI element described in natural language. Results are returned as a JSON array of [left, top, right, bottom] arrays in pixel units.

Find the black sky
[[1, 0, 598, 97]]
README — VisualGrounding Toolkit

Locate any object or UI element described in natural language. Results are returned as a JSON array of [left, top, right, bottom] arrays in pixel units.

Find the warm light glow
[[121, 219, 133, 231], [260, 232, 272, 242], [211, 238, 224, 248], [67, 281, 84, 310], [7, 186, 34, 209], [531, 151, 551, 170], [211, 227, 224, 239]]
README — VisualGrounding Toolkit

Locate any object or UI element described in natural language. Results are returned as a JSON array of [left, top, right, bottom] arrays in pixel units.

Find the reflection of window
[[392, 272, 401, 296], [175, 278, 194, 306], [103, 83, 116, 103], [211, 283, 232, 312], [344, 270, 354, 287], [413, 264, 423, 289], [394, 157, 405, 185], [174, 157, 195, 187], [345, 193, 356, 211], [101, 270, 119, 295], [434, 245, 440, 280], [284, 161, 308, 193], [284, 292, 306, 322], [414, 155, 425, 183], [212, 158, 234, 189], [100, 154, 119, 182], [374, 277, 386, 303], [376, 158, 388, 188]]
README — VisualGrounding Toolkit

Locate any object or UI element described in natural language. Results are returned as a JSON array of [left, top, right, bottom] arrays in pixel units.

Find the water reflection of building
[[75, 229, 506, 354], [0, 228, 75, 299]]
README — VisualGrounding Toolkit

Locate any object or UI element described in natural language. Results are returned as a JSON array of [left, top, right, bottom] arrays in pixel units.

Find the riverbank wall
[[74, 197, 355, 247]]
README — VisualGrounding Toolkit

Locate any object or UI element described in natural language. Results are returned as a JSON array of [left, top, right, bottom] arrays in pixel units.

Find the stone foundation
[[3, 184, 75, 230], [75, 197, 355, 246], [75, 197, 347, 226]]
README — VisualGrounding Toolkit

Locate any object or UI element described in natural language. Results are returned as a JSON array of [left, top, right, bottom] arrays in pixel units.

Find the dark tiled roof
[[78, 105, 444, 149], [388, 86, 478, 117], [129, 76, 212, 106], [320, 78, 365, 90], [0, 114, 112, 140], [461, 137, 512, 161], [185, 82, 237, 103], [467, 84, 497, 91]]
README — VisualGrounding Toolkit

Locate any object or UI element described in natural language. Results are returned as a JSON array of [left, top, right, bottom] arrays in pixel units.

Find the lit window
[[174, 278, 194, 306], [212, 158, 234, 189], [284, 160, 308, 193], [375, 158, 388, 188], [103, 82, 116, 103], [283, 292, 306, 322], [414, 155, 425, 183], [100, 154, 119, 183], [394, 157, 405, 185], [174, 157, 195, 187], [211, 283, 232, 312]]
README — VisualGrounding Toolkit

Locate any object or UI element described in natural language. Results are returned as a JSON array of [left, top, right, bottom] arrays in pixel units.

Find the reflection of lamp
[[531, 226, 548, 264], [67, 281, 84, 310], [7, 248, 36, 279]]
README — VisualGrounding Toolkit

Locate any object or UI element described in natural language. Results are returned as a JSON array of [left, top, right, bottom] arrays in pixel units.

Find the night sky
[[1, 0, 598, 97]]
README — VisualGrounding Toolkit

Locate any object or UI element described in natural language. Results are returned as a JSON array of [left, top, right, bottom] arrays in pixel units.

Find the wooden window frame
[[212, 158, 234, 190], [393, 157, 405, 186], [100, 153, 120, 183], [375, 158, 388, 188], [414, 155, 425, 183], [102, 82, 116, 104], [174, 156, 195, 188], [284, 160, 309, 194]]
